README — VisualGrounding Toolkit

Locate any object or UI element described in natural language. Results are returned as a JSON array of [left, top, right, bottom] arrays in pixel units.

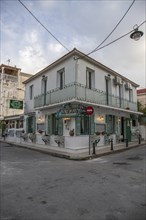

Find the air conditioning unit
[[113, 76, 122, 85], [125, 82, 132, 90]]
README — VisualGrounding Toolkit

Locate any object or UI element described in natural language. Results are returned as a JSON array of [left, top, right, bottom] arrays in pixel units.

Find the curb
[[0, 140, 145, 161]]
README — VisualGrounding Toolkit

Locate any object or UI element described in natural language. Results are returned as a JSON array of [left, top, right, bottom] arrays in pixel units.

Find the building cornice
[[23, 48, 139, 87]]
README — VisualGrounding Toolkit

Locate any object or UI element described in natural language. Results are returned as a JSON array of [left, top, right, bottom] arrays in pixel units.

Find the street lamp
[[130, 24, 143, 41]]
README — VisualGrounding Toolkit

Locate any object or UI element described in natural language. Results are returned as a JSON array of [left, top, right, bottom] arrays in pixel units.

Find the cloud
[[1, 0, 145, 87]]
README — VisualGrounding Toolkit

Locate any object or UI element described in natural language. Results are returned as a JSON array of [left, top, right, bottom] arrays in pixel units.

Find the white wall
[[24, 54, 138, 113], [25, 57, 76, 113]]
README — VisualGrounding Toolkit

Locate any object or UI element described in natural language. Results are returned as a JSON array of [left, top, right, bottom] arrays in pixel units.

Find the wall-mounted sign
[[9, 100, 23, 109], [56, 103, 86, 118]]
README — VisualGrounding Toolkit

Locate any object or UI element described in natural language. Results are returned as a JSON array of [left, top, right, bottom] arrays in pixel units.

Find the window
[[29, 85, 33, 100], [57, 68, 65, 90], [129, 89, 133, 102], [119, 85, 124, 107], [26, 116, 36, 133], [80, 115, 89, 134], [105, 76, 111, 105], [86, 68, 95, 89], [42, 77, 47, 105]]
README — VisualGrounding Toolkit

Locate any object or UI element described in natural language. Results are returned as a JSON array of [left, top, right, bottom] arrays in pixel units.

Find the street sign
[[85, 106, 94, 116]]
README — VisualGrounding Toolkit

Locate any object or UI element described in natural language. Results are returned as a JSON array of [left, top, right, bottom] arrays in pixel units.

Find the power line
[[74, 20, 146, 60], [88, 0, 136, 56], [18, 0, 70, 52], [95, 20, 146, 52]]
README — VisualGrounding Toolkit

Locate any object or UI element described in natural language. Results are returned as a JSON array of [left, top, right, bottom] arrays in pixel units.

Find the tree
[[137, 101, 146, 114]]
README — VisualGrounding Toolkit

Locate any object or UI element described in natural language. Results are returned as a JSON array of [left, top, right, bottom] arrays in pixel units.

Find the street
[[0, 142, 146, 220]]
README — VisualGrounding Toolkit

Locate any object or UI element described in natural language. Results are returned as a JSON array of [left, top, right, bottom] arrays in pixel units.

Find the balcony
[[34, 82, 137, 112]]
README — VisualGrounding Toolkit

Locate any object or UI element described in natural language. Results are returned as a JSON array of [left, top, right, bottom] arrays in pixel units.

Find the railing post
[[110, 139, 113, 151], [125, 138, 128, 147], [138, 134, 141, 144], [93, 142, 96, 155]]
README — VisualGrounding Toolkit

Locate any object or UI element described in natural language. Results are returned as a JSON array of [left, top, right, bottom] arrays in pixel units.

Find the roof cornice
[[23, 48, 139, 87]]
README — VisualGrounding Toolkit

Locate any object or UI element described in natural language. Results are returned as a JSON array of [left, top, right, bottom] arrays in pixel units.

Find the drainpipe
[[74, 56, 78, 98]]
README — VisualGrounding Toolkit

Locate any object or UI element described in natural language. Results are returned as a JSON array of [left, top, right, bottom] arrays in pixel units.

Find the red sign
[[85, 106, 94, 115]]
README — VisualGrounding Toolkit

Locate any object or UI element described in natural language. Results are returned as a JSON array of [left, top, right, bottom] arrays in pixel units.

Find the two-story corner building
[[23, 48, 141, 149], [0, 64, 32, 131]]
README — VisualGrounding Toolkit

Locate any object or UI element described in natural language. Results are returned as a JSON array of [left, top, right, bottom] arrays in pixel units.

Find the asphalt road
[[0, 142, 146, 220]]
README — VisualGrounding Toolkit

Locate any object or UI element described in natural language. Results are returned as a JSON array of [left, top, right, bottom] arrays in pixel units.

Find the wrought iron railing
[[34, 82, 137, 111]]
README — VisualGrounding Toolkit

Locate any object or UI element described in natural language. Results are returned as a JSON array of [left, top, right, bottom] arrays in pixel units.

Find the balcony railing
[[34, 82, 137, 112]]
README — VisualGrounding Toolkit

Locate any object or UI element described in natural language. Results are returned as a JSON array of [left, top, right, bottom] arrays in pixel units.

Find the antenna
[[7, 59, 10, 65]]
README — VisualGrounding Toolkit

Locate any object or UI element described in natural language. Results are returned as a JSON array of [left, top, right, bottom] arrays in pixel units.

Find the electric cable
[[88, 0, 136, 56], [74, 20, 146, 60], [95, 20, 145, 52], [18, 0, 70, 52]]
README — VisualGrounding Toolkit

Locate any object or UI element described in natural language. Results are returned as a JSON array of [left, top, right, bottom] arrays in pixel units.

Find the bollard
[[110, 139, 113, 151], [93, 143, 96, 155], [125, 138, 128, 147], [138, 134, 141, 144]]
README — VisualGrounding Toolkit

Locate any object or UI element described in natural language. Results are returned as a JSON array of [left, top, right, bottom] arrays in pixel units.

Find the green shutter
[[75, 117, 81, 135], [27, 116, 35, 133], [58, 118, 63, 135], [47, 115, 51, 134], [33, 116, 36, 133], [90, 115, 95, 135], [26, 117, 28, 133]]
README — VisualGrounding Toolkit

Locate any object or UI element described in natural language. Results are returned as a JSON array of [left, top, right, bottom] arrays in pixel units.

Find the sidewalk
[[0, 138, 145, 160]]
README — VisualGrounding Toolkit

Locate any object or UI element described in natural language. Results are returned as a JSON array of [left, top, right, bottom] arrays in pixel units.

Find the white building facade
[[22, 49, 141, 149]]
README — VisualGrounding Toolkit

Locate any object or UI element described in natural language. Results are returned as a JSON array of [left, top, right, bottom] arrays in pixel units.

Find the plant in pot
[[69, 129, 74, 136]]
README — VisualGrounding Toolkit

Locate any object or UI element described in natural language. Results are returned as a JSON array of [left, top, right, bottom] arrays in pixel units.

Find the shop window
[[132, 120, 136, 127], [26, 116, 36, 133], [52, 114, 63, 135]]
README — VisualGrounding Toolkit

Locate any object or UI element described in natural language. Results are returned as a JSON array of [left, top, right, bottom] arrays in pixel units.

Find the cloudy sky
[[1, 0, 145, 88]]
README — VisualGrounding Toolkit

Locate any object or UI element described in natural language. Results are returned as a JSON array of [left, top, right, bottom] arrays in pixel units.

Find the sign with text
[[9, 100, 23, 109]]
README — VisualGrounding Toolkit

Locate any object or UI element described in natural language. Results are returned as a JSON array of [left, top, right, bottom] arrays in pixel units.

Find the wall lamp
[[130, 24, 143, 41]]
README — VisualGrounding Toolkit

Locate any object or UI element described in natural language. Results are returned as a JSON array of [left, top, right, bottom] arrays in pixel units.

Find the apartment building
[[0, 64, 32, 130]]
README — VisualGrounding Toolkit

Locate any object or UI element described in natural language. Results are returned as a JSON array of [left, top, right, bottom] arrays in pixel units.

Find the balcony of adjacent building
[[34, 82, 137, 112]]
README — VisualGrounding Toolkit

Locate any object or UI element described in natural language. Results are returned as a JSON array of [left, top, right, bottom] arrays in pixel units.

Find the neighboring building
[[21, 48, 141, 149], [137, 89, 146, 138], [137, 88, 146, 108], [0, 64, 32, 130]]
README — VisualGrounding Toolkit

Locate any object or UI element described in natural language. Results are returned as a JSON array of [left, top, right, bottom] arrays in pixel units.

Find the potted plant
[[69, 129, 74, 136]]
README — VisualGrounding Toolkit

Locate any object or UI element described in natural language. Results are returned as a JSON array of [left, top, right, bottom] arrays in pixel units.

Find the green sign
[[9, 100, 23, 109]]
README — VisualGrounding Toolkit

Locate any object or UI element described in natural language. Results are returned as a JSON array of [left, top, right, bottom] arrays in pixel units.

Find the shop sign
[[9, 100, 23, 109], [56, 104, 86, 118]]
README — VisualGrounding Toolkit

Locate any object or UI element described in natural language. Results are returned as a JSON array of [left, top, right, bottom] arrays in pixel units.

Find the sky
[[0, 0, 145, 88]]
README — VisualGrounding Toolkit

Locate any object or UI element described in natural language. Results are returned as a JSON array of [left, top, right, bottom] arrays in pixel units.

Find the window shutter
[[27, 116, 33, 133], [26, 117, 28, 133], [75, 117, 81, 135], [58, 118, 63, 135], [47, 115, 51, 134], [33, 116, 36, 133]]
